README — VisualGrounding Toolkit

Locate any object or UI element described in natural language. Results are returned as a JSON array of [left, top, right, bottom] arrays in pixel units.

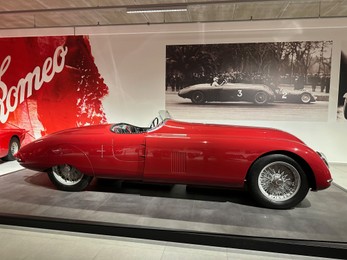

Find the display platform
[[0, 169, 346, 258]]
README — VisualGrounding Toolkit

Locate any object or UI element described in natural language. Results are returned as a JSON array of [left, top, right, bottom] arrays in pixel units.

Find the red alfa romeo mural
[[0, 36, 109, 144]]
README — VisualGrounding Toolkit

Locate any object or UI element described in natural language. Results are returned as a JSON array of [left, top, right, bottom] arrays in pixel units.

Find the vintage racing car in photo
[[271, 87, 317, 104], [178, 83, 275, 105], [0, 124, 27, 161], [16, 111, 332, 209]]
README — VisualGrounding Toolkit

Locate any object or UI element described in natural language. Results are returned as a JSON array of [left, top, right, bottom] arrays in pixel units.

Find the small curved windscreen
[[111, 110, 172, 134], [158, 110, 172, 122], [148, 110, 172, 131]]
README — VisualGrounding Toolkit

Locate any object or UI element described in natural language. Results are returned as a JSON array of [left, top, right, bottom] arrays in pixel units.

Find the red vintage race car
[[16, 111, 332, 209], [0, 124, 27, 161]]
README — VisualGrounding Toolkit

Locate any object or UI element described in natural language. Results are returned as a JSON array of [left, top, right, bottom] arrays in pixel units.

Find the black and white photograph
[[166, 41, 332, 121], [338, 42, 347, 121]]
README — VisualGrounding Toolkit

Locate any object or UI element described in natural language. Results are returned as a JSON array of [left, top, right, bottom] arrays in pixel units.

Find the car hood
[[159, 120, 304, 144]]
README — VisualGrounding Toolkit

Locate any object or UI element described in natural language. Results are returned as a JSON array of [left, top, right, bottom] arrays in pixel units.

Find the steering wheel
[[150, 117, 159, 128], [125, 125, 132, 133]]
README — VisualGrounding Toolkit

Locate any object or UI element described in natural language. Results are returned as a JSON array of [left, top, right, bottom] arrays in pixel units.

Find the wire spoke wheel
[[52, 164, 84, 186], [249, 154, 309, 209], [258, 161, 301, 202]]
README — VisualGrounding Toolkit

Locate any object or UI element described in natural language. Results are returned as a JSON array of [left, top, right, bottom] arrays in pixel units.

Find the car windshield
[[148, 110, 172, 131], [158, 110, 171, 122], [111, 110, 172, 134]]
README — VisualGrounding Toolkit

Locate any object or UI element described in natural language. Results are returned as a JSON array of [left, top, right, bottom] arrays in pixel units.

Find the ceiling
[[1, 0, 347, 29]]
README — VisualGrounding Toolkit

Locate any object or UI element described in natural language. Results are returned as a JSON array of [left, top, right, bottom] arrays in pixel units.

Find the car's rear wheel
[[191, 91, 206, 104], [248, 154, 309, 209], [300, 93, 311, 104], [48, 164, 93, 191], [254, 91, 268, 105], [2, 137, 20, 161]]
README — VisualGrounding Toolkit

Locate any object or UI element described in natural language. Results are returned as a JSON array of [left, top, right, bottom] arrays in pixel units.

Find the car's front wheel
[[253, 91, 269, 105], [48, 164, 93, 191], [191, 91, 206, 104], [2, 137, 20, 161], [248, 154, 309, 209], [300, 93, 311, 104]]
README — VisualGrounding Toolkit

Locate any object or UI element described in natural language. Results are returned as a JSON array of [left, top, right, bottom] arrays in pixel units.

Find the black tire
[[300, 93, 311, 104], [191, 91, 206, 104], [248, 154, 309, 209], [253, 91, 268, 105], [2, 137, 20, 161], [344, 102, 347, 119], [47, 164, 93, 191]]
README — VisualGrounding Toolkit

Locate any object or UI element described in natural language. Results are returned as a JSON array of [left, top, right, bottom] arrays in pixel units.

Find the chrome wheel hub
[[258, 161, 301, 202], [10, 142, 19, 155], [255, 92, 267, 103], [194, 94, 203, 102], [301, 94, 310, 103]]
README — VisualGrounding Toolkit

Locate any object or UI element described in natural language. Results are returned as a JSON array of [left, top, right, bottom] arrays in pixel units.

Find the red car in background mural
[[16, 111, 332, 209], [0, 124, 27, 161]]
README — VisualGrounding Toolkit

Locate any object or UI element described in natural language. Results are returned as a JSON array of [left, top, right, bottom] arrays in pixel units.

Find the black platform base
[[0, 169, 346, 258], [1, 213, 346, 259]]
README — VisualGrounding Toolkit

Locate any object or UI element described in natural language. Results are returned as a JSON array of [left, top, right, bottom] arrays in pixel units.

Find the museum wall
[[0, 18, 347, 163]]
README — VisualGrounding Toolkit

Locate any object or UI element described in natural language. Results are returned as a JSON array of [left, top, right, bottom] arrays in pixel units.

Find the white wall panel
[[1, 18, 346, 162]]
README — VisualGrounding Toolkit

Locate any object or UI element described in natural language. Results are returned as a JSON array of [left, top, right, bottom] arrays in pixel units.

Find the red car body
[[16, 111, 332, 209], [0, 125, 27, 161]]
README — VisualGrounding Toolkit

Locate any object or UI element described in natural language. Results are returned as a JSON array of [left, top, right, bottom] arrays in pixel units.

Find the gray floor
[[0, 224, 336, 260], [0, 167, 346, 243], [0, 165, 347, 259]]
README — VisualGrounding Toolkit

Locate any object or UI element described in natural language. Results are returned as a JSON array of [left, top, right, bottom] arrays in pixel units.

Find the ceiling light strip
[[126, 7, 187, 14]]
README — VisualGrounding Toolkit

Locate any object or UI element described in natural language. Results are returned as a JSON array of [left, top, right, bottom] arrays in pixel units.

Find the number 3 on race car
[[237, 89, 243, 97]]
